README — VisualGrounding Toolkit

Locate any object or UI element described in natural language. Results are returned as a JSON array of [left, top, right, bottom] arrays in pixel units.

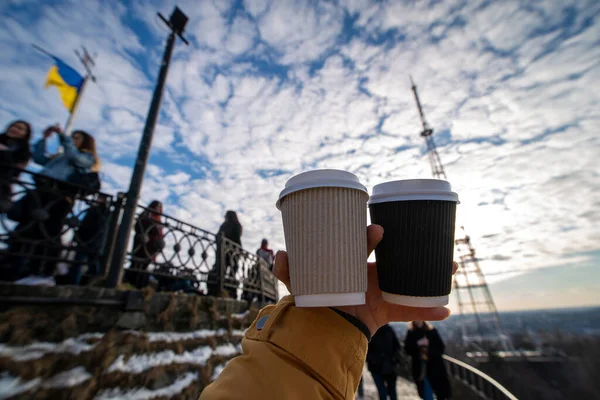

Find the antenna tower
[[410, 77, 514, 354]]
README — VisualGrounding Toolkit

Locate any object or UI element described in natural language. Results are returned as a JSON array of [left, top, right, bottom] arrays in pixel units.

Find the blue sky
[[1, 0, 598, 311]]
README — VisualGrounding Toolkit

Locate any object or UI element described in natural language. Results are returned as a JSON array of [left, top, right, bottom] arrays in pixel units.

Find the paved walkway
[[359, 366, 421, 400]]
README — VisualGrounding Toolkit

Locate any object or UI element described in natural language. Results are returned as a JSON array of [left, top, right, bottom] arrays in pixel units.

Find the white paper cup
[[277, 169, 369, 307]]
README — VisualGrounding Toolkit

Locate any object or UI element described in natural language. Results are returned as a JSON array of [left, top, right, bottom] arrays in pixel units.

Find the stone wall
[[0, 283, 260, 399]]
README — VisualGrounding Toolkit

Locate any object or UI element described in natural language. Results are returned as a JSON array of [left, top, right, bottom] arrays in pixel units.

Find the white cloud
[[244, 0, 270, 19], [224, 15, 257, 55], [257, 0, 345, 64]]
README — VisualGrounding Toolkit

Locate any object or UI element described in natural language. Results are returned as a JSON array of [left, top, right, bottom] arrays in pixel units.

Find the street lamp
[[107, 7, 188, 287]]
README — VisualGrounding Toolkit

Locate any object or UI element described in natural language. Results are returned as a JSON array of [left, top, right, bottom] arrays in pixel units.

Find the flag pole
[[64, 47, 96, 135], [63, 75, 88, 136]]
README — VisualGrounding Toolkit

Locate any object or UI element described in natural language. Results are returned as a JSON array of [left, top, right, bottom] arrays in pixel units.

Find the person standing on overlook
[[0, 120, 32, 212], [404, 321, 452, 400], [218, 210, 243, 275], [126, 200, 164, 289], [367, 323, 402, 400], [214, 210, 243, 298], [256, 238, 274, 270]]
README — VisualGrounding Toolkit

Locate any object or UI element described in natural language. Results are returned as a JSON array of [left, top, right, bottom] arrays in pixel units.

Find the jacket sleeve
[[59, 134, 95, 169], [428, 329, 445, 358], [32, 139, 49, 166], [404, 331, 419, 357], [200, 296, 368, 399], [392, 327, 401, 354]]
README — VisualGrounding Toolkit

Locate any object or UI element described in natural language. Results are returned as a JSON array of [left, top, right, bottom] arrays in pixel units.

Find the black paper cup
[[368, 179, 459, 307]]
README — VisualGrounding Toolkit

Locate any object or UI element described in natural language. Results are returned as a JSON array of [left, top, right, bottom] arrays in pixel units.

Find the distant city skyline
[[1, 0, 598, 311]]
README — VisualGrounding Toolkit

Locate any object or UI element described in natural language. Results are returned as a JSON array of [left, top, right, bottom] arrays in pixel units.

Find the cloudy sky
[[1, 0, 598, 311]]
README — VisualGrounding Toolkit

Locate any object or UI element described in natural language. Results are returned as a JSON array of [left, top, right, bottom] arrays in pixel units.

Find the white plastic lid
[[368, 179, 459, 204], [276, 169, 368, 210]]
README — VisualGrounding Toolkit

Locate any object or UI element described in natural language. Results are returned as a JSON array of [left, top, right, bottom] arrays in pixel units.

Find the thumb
[[273, 250, 291, 292]]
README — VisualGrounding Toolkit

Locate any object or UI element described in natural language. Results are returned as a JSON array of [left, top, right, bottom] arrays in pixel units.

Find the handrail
[[443, 355, 518, 400]]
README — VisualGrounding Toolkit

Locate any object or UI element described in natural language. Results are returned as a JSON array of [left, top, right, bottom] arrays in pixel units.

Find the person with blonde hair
[[404, 321, 452, 400]]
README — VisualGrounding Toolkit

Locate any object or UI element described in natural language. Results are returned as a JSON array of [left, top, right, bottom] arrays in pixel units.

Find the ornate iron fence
[[0, 167, 278, 304], [220, 237, 278, 303], [122, 203, 218, 294], [0, 168, 117, 283]]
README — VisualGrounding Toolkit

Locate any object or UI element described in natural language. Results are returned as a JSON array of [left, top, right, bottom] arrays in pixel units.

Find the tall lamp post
[[107, 7, 189, 287]]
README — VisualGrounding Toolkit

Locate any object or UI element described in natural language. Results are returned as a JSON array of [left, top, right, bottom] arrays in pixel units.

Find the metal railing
[[443, 355, 518, 400], [0, 167, 278, 304], [0, 168, 118, 281], [221, 237, 278, 303]]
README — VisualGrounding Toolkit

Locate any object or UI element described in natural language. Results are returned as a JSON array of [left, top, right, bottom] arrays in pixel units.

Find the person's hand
[[43, 124, 62, 138], [274, 224, 458, 335], [417, 337, 429, 346]]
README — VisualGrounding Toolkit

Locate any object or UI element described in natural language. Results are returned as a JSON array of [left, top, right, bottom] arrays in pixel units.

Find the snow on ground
[[0, 337, 97, 361], [0, 328, 245, 398], [144, 328, 230, 342], [231, 310, 250, 320], [108, 343, 238, 374], [41, 367, 92, 389], [0, 328, 245, 362], [94, 372, 198, 400], [0, 367, 92, 399], [0, 373, 41, 400]]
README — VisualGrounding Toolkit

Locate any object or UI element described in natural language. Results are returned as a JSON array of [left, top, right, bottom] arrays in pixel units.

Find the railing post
[[218, 234, 225, 297], [259, 262, 265, 304], [106, 193, 131, 287], [100, 192, 125, 280]]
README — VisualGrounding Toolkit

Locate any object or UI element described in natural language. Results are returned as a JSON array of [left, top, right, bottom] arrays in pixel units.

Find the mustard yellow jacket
[[200, 296, 368, 399]]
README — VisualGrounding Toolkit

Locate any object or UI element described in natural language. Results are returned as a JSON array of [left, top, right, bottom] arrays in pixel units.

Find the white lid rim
[[277, 180, 368, 210], [382, 292, 449, 307], [294, 292, 365, 307], [368, 191, 459, 204]]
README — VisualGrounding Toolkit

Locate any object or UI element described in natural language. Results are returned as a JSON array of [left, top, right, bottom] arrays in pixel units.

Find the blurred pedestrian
[[404, 321, 451, 400], [256, 238, 274, 270], [125, 200, 164, 288], [219, 210, 243, 246], [0, 120, 32, 213], [67, 193, 110, 285], [367, 323, 402, 400], [356, 375, 364, 400], [216, 210, 243, 298], [2, 125, 100, 281]]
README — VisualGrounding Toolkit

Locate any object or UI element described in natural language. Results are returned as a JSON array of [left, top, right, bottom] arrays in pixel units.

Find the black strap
[[330, 308, 371, 342]]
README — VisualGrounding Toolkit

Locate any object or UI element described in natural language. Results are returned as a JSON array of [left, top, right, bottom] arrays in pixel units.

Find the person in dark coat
[[219, 210, 242, 246], [66, 194, 110, 285], [404, 321, 452, 400], [125, 200, 164, 288], [215, 210, 243, 298], [367, 324, 401, 400], [0, 120, 31, 212]]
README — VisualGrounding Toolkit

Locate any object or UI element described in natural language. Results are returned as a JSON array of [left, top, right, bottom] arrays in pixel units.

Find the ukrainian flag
[[45, 57, 84, 112]]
